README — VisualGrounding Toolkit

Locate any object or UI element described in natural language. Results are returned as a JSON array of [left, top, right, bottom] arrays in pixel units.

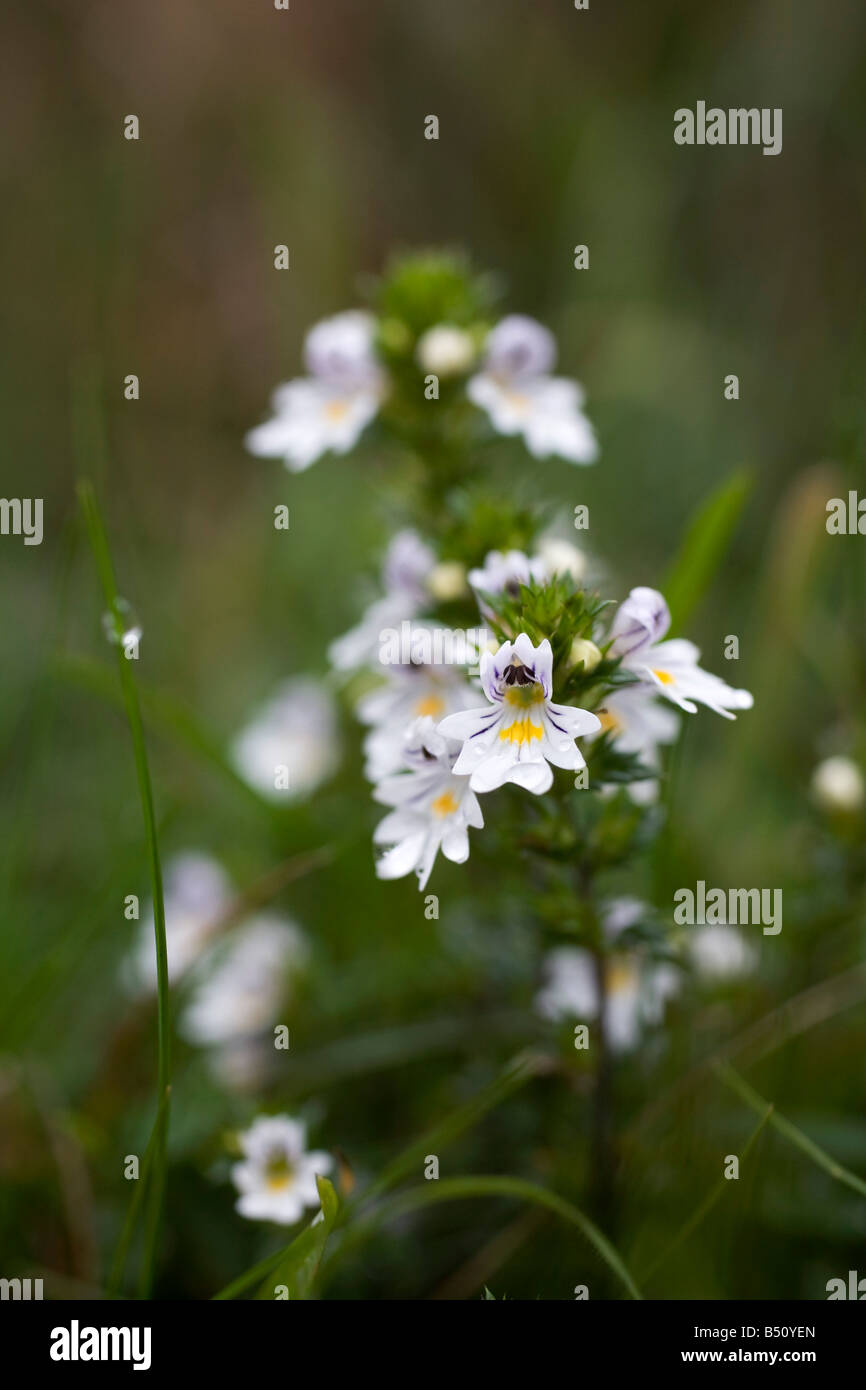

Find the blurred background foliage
[[1, 0, 865, 1299]]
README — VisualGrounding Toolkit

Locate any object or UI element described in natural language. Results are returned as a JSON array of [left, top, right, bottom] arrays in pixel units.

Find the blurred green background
[[1, 0, 865, 1299]]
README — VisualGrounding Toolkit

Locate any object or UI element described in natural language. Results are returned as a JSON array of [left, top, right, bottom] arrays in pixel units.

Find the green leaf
[[662, 470, 752, 632], [256, 1177, 339, 1301]]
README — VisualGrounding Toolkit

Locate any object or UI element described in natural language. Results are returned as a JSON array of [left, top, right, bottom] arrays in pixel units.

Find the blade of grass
[[638, 1102, 773, 1284], [323, 1176, 643, 1300], [77, 480, 172, 1298], [662, 469, 752, 633], [713, 1061, 866, 1200], [352, 1049, 546, 1212]]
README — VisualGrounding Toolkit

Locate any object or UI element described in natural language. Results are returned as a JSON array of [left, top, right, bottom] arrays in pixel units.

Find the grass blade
[[77, 480, 172, 1297], [662, 469, 752, 632]]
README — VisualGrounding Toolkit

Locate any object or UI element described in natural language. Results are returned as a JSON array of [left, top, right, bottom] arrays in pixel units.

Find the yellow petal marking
[[652, 669, 674, 685], [431, 790, 459, 817]]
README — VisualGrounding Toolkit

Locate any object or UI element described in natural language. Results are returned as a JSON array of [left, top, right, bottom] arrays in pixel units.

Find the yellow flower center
[[605, 958, 637, 996], [652, 669, 674, 685], [504, 684, 544, 709], [597, 709, 621, 734], [324, 399, 350, 423], [415, 694, 446, 718], [264, 1154, 295, 1191], [431, 790, 459, 817]]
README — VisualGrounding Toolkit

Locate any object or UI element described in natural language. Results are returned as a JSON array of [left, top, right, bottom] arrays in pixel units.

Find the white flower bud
[[569, 637, 602, 673], [536, 537, 586, 582], [416, 324, 476, 376], [427, 560, 468, 601], [811, 756, 865, 814]]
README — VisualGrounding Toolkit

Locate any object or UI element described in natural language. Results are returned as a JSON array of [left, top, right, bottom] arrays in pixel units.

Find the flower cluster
[[246, 307, 597, 472]]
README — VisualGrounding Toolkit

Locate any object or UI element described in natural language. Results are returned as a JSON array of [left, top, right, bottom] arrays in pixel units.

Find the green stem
[[77, 480, 172, 1297]]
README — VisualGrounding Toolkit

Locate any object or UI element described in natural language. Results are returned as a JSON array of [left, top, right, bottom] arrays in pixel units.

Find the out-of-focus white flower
[[232, 677, 339, 802], [181, 915, 307, 1047], [467, 314, 598, 464], [438, 634, 600, 794], [208, 1039, 273, 1093], [246, 311, 384, 472], [329, 530, 436, 672], [416, 324, 476, 376], [609, 588, 753, 719], [468, 549, 549, 615], [358, 660, 478, 781], [373, 718, 483, 890], [811, 755, 865, 814], [428, 560, 469, 602], [590, 684, 681, 803], [535, 537, 586, 583], [131, 852, 230, 990], [231, 1115, 332, 1226], [687, 924, 756, 981], [536, 944, 679, 1052]]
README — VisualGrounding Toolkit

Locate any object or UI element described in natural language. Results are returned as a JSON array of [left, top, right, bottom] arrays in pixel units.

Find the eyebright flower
[[686, 924, 756, 981], [231, 1115, 332, 1226], [467, 314, 598, 464], [535, 944, 679, 1051], [130, 852, 230, 990], [373, 718, 484, 890], [181, 916, 307, 1047], [232, 677, 340, 801], [609, 587, 754, 718], [357, 653, 478, 781], [468, 548, 550, 615], [328, 529, 436, 672], [245, 310, 384, 472], [437, 634, 601, 794], [590, 684, 681, 804]]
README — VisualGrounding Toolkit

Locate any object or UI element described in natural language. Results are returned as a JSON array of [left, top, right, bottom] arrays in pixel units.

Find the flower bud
[[811, 756, 865, 814], [427, 560, 468, 602], [569, 637, 602, 673], [536, 537, 586, 582], [416, 325, 476, 376]]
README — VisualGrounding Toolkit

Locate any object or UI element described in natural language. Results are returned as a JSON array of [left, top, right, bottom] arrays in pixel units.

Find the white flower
[[437, 634, 601, 794], [373, 718, 484, 890], [181, 915, 307, 1047], [467, 314, 598, 464], [687, 925, 756, 981], [811, 755, 865, 814], [416, 324, 476, 376], [232, 677, 339, 802], [468, 549, 549, 613], [536, 941, 679, 1052], [591, 684, 681, 803], [609, 587, 753, 718], [231, 1115, 332, 1226], [535, 536, 587, 583], [245, 311, 384, 472], [357, 658, 478, 781], [329, 529, 435, 672], [130, 852, 230, 990]]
